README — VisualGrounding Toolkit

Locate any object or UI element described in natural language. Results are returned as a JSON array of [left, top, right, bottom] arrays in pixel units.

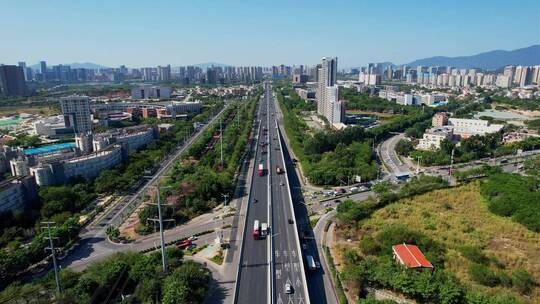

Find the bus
[[253, 220, 260, 240]]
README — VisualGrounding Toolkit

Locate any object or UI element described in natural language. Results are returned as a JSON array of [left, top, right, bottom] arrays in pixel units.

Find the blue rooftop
[[24, 142, 76, 156]]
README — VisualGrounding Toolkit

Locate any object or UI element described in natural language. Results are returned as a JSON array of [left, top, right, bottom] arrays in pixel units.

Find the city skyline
[[1, 0, 539, 68]]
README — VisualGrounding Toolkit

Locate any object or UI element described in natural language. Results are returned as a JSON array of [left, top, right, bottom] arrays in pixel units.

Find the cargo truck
[[258, 164, 264, 176], [253, 220, 260, 240]]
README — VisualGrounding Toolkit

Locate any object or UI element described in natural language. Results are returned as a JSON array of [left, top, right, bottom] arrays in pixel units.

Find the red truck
[[258, 164, 264, 177], [175, 239, 193, 250], [253, 220, 260, 240]]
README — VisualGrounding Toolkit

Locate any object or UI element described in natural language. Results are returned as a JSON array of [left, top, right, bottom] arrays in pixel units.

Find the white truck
[[261, 223, 268, 237]]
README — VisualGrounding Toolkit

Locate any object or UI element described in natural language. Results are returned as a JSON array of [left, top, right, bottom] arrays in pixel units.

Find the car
[[285, 283, 293, 294], [188, 235, 198, 241], [288, 218, 294, 224], [323, 202, 331, 208], [280, 181, 284, 186], [334, 199, 341, 203], [253, 199, 258, 203]]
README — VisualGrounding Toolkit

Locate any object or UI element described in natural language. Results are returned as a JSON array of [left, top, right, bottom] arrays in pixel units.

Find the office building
[[60, 96, 92, 133], [0, 65, 27, 97], [131, 84, 171, 99]]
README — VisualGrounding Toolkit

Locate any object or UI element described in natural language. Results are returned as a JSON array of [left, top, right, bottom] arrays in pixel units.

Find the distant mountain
[[29, 62, 109, 70], [406, 45, 540, 70]]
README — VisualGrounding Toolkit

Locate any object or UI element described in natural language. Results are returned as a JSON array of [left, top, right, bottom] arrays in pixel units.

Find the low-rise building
[[417, 126, 454, 150], [392, 243, 433, 270], [30, 144, 123, 186], [449, 118, 504, 138], [0, 176, 38, 213], [131, 84, 171, 99]]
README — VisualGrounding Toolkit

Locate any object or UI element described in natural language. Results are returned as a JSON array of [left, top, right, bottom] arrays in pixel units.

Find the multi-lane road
[[235, 82, 314, 304]]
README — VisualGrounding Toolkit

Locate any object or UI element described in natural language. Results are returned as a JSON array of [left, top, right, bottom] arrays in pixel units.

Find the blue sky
[[1, 0, 539, 68]]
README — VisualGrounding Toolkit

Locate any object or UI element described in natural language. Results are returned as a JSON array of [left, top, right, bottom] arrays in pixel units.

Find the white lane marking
[[291, 250, 296, 258], [296, 278, 301, 287], [284, 263, 290, 272], [276, 268, 281, 280], [293, 262, 298, 272], [298, 295, 305, 304], [283, 250, 288, 258], [277, 293, 283, 304], [287, 295, 294, 304], [275, 250, 280, 259]]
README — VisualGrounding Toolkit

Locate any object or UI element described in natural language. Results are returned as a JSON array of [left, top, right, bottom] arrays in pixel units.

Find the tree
[[105, 226, 120, 240], [395, 139, 414, 156]]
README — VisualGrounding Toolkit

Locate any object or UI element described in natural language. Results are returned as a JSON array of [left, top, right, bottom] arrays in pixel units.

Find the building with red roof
[[392, 243, 434, 270]]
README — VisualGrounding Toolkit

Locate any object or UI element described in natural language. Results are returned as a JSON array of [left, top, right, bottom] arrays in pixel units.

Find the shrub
[[468, 263, 500, 287]]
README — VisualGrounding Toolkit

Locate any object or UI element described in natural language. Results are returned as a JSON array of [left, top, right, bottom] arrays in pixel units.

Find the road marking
[[283, 250, 288, 258], [276, 268, 281, 280], [291, 250, 296, 258], [275, 250, 280, 259], [287, 295, 294, 304], [293, 262, 298, 272], [277, 293, 283, 304], [284, 263, 290, 271], [296, 278, 301, 287], [298, 295, 305, 304]]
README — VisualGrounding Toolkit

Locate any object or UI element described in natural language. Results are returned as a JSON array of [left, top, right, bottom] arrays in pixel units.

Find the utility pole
[[42, 221, 61, 295], [220, 117, 224, 167], [449, 148, 455, 175], [147, 185, 174, 272]]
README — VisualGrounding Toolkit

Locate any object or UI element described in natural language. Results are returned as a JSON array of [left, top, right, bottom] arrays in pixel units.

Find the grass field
[[342, 182, 540, 302]]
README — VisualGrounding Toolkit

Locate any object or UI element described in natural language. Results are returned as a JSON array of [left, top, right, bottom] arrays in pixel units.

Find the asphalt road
[[235, 83, 271, 304], [270, 87, 309, 304]]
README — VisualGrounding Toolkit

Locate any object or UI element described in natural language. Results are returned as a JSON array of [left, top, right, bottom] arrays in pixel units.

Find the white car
[[285, 283, 293, 294]]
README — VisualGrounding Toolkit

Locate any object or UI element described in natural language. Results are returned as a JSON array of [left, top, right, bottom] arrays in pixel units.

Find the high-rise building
[[60, 96, 92, 133], [18, 62, 28, 81], [519, 66, 532, 87], [317, 57, 337, 115], [0, 65, 27, 97], [207, 68, 217, 85], [40, 61, 47, 81], [157, 65, 171, 82]]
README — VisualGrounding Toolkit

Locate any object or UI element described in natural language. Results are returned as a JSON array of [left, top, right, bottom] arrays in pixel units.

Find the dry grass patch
[[356, 181, 540, 301]]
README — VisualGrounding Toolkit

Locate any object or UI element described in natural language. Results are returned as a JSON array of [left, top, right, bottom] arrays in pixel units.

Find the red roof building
[[392, 244, 434, 269]]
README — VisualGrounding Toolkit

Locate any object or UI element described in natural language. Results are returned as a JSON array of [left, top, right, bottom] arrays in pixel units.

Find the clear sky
[[1, 0, 539, 68]]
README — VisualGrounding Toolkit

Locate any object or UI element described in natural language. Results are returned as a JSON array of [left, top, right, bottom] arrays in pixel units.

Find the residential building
[[60, 96, 92, 133], [317, 57, 337, 115], [432, 112, 449, 127], [417, 126, 453, 150], [157, 65, 171, 82], [292, 74, 308, 84], [0, 65, 27, 97]]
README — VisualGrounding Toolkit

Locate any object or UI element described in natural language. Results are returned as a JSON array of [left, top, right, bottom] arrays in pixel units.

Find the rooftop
[[392, 244, 433, 269]]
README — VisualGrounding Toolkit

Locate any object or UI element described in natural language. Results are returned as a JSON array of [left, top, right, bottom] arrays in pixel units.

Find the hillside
[[406, 45, 540, 70], [335, 182, 540, 303]]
